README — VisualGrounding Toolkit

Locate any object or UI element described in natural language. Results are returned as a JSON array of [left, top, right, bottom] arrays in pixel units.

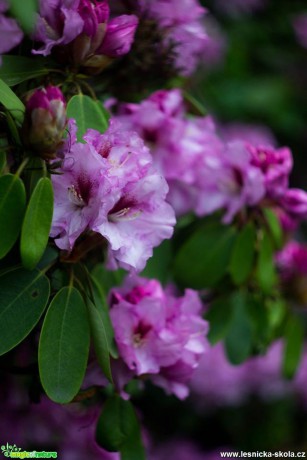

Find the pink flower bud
[[23, 86, 67, 157], [98, 15, 138, 57]]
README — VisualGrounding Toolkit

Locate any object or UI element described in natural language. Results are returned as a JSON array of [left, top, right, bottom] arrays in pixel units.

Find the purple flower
[[51, 120, 175, 271], [219, 122, 277, 147], [276, 241, 307, 280], [34, 0, 84, 56], [279, 188, 307, 219], [293, 13, 307, 49], [98, 14, 139, 57], [195, 141, 265, 223], [0, 2, 23, 63], [110, 276, 208, 399], [140, 0, 209, 76], [115, 89, 225, 216], [248, 145, 293, 199], [33, 0, 138, 62], [23, 86, 67, 156]]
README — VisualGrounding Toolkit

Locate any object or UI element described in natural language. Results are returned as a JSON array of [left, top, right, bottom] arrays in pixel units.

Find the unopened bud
[[23, 86, 67, 158]]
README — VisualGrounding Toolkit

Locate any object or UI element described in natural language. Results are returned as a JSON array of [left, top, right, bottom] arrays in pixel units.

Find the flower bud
[[23, 86, 67, 158], [98, 15, 139, 57]]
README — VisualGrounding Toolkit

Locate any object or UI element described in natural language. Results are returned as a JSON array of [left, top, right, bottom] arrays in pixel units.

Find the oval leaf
[[225, 291, 253, 365], [174, 221, 236, 288], [67, 94, 109, 141], [229, 222, 256, 285], [20, 177, 54, 270], [96, 395, 145, 460], [0, 174, 26, 259], [39, 286, 90, 403], [8, 0, 38, 33], [256, 230, 276, 293], [0, 55, 50, 86], [0, 268, 50, 355], [0, 78, 25, 123], [282, 315, 304, 379], [87, 298, 113, 382]]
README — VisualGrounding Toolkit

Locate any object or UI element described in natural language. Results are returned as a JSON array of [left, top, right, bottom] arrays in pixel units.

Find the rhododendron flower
[[140, 0, 209, 75], [195, 141, 265, 223], [0, 1, 23, 64], [276, 241, 307, 279], [248, 145, 293, 199], [98, 15, 139, 57], [110, 276, 208, 399], [33, 0, 138, 65], [115, 89, 225, 216], [50, 120, 175, 271], [279, 188, 307, 219], [23, 86, 67, 156]]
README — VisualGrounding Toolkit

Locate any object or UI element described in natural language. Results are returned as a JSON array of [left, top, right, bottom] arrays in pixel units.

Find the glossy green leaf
[[91, 275, 118, 358], [20, 177, 54, 270], [256, 230, 277, 293], [0, 55, 50, 86], [0, 268, 50, 355], [205, 295, 233, 345], [39, 286, 90, 403], [0, 78, 25, 123], [263, 208, 283, 249], [96, 395, 145, 460], [0, 174, 26, 259], [229, 223, 256, 285], [225, 291, 253, 365], [87, 298, 113, 382], [174, 221, 236, 288], [141, 239, 172, 284], [67, 94, 109, 141], [8, 0, 38, 33], [282, 315, 304, 379]]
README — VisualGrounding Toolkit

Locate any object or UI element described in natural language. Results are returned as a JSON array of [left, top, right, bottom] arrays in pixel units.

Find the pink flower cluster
[[50, 119, 175, 272], [0, 0, 23, 64], [110, 275, 209, 399], [276, 241, 307, 280], [139, 0, 209, 75], [33, 0, 138, 62], [114, 89, 307, 224]]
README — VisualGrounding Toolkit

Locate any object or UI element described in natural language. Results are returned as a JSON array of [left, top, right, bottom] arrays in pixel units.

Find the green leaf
[[87, 298, 113, 382], [263, 208, 283, 249], [20, 177, 54, 270], [39, 286, 90, 403], [174, 220, 236, 288], [96, 395, 145, 460], [0, 78, 25, 124], [67, 94, 109, 141], [91, 275, 118, 358], [256, 230, 277, 293], [282, 315, 304, 379], [0, 174, 26, 259], [205, 295, 233, 345], [8, 0, 38, 34], [0, 55, 50, 86], [141, 239, 172, 284], [0, 268, 50, 355], [225, 291, 253, 365], [229, 223, 256, 285]]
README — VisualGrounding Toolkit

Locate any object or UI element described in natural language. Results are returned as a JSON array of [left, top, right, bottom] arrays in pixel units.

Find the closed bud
[[23, 86, 67, 158]]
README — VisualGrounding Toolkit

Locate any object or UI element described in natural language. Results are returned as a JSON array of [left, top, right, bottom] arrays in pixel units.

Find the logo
[[1, 444, 57, 459]]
